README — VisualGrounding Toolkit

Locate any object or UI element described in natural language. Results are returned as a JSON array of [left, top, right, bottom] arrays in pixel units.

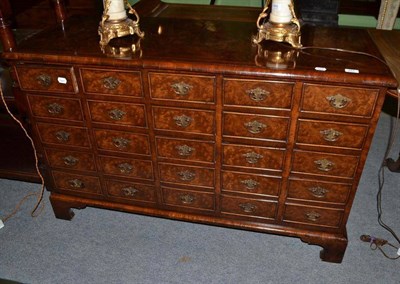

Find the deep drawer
[[45, 148, 96, 172], [159, 163, 214, 188], [28, 95, 83, 121], [52, 171, 102, 195], [105, 179, 156, 203], [99, 156, 153, 180], [162, 187, 215, 211], [221, 195, 277, 220], [36, 123, 91, 148]]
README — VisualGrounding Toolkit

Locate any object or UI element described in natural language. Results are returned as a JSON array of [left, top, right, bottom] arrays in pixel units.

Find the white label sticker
[[57, 77, 68, 84], [345, 68, 359, 74], [315, 67, 327, 72], [0, 219, 4, 229]]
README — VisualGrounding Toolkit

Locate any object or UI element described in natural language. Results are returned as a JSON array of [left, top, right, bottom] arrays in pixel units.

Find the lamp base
[[253, 22, 302, 48], [98, 17, 144, 47]]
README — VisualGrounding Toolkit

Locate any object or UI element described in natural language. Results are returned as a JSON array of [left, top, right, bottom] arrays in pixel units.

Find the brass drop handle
[[112, 137, 131, 150], [103, 76, 121, 90], [55, 130, 70, 142], [177, 170, 196, 181], [242, 152, 263, 164], [36, 74, 52, 87], [239, 203, 257, 213], [320, 129, 343, 142], [171, 82, 192, 96], [244, 120, 266, 134], [314, 159, 335, 172], [179, 193, 196, 204], [308, 186, 329, 198], [305, 211, 321, 222], [121, 186, 139, 196], [117, 162, 134, 174], [63, 155, 79, 167], [326, 94, 351, 109], [173, 114, 192, 128], [246, 87, 270, 102], [175, 144, 194, 157], [240, 179, 259, 190], [108, 108, 126, 121], [47, 102, 64, 115], [68, 179, 85, 189]]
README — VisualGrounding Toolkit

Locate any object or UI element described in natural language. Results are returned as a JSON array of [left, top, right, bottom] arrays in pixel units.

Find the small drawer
[[149, 72, 215, 103], [153, 107, 214, 134], [222, 171, 281, 197], [296, 119, 368, 149], [223, 112, 289, 141], [301, 84, 379, 118], [223, 78, 294, 109], [291, 150, 359, 178], [16, 65, 77, 93], [45, 149, 96, 172], [88, 100, 146, 127], [287, 178, 352, 205], [28, 95, 83, 121], [99, 156, 153, 180], [223, 144, 285, 171], [162, 187, 215, 211], [156, 137, 215, 163], [81, 68, 142, 96], [94, 129, 150, 155], [52, 171, 102, 195], [221, 195, 277, 220], [284, 203, 344, 228], [36, 123, 91, 148], [105, 179, 156, 203], [159, 163, 214, 188]]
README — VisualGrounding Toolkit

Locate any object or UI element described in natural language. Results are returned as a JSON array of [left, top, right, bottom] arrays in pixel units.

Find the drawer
[[28, 95, 83, 121], [291, 150, 359, 179], [162, 187, 215, 211], [223, 144, 285, 171], [223, 78, 294, 109], [149, 72, 215, 103], [301, 84, 379, 118], [159, 163, 214, 188], [52, 171, 102, 195], [283, 204, 344, 228], [105, 179, 156, 203], [93, 129, 150, 155], [87, 100, 146, 127], [16, 65, 77, 93], [153, 107, 214, 134], [99, 156, 153, 180], [223, 112, 289, 141], [36, 123, 91, 148], [222, 171, 281, 197], [45, 149, 96, 172], [81, 68, 142, 96], [287, 178, 352, 205], [221, 195, 277, 220], [296, 119, 368, 149], [156, 137, 215, 163]]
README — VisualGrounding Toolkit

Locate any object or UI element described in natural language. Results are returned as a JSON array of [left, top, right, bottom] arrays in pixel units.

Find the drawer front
[[36, 123, 91, 148], [222, 171, 281, 197], [221, 195, 277, 220], [45, 149, 96, 172], [291, 150, 359, 178], [223, 112, 289, 141], [287, 179, 352, 205], [159, 163, 214, 188], [153, 107, 214, 134], [16, 66, 77, 93], [52, 171, 102, 195], [156, 137, 215, 163], [162, 187, 215, 210], [28, 95, 83, 121], [99, 156, 153, 180], [105, 180, 156, 203], [81, 69, 142, 96], [94, 129, 150, 155], [223, 79, 294, 109], [284, 204, 344, 228], [149, 72, 215, 103], [88, 100, 146, 127], [296, 119, 368, 149], [223, 144, 285, 171], [301, 84, 379, 117]]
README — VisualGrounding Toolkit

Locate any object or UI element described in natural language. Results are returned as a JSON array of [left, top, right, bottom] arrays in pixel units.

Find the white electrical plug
[[0, 219, 4, 229], [397, 247, 400, 256]]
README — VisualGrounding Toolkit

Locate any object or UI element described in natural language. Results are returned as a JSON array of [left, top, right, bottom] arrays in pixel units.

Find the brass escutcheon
[[55, 130, 70, 142], [68, 179, 85, 189], [314, 159, 334, 172], [36, 74, 52, 87], [171, 82, 192, 96], [177, 170, 196, 181], [173, 115, 192, 128], [179, 193, 195, 204], [103, 76, 121, 90], [240, 179, 259, 190], [108, 108, 126, 121], [244, 120, 267, 134], [63, 155, 79, 167], [175, 144, 194, 157], [47, 103, 64, 115], [242, 152, 263, 164], [246, 87, 270, 102], [112, 137, 131, 149], [121, 186, 139, 196], [117, 162, 134, 174], [308, 186, 329, 198], [320, 128, 343, 142], [326, 94, 351, 109], [239, 203, 257, 213], [305, 211, 321, 222]]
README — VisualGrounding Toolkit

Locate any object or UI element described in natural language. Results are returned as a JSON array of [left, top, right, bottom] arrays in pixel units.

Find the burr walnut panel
[[45, 148, 96, 172], [162, 187, 215, 211], [36, 123, 91, 148], [105, 179, 156, 203], [221, 195, 277, 220], [99, 156, 153, 180], [27, 95, 83, 121], [159, 163, 215, 188]]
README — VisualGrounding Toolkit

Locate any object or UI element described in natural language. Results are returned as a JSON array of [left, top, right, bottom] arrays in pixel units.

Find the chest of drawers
[[1, 5, 397, 263]]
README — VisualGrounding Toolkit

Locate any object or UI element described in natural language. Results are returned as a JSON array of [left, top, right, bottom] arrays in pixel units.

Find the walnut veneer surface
[[1, 2, 397, 263]]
